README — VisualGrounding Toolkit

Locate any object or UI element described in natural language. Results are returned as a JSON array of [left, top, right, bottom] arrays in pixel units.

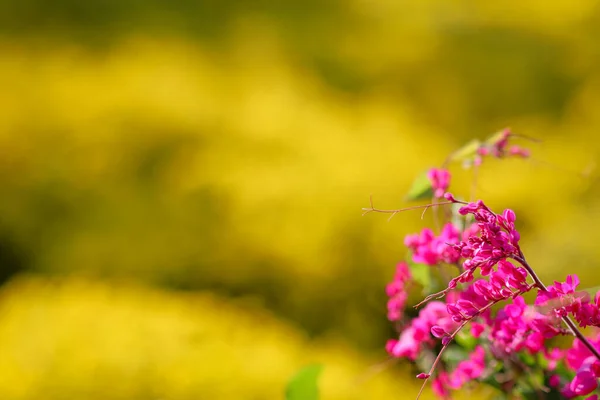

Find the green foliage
[[454, 331, 477, 351], [405, 171, 433, 201], [408, 262, 432, 293], [285, 364, 323, 400], [447, 139, 482, 164]]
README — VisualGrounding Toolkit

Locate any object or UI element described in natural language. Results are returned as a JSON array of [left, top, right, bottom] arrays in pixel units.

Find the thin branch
[[362, 196, 455, 220]]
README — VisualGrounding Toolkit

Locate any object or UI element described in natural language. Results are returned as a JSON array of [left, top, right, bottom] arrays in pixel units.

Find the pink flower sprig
[[386, 301, 458, 360], [475, 128, 532, 165], [427, 168, 451, 198], [414, 291, 532, 400], [364, 133, 600, 399], [386, 261, 412, 321], [534, 275, 600, 331], [563, 336, 600, 397], [404, 223, 476, 266], [415, 195, 524, 308]]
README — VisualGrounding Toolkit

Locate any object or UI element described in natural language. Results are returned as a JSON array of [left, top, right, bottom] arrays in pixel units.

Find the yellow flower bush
[[0, 275, 432, 400]]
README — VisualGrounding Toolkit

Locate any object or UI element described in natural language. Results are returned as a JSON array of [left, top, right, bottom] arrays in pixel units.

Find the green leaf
[[442, 346, 469, 366], [484, 130, 507, 146], [285, 364, 323, 400], [405, 171, 433, 201], [447, 139, 481, 163], [454, 330, 476, 350], [518, 352, 536, 367], [408, 262, 431, 291]]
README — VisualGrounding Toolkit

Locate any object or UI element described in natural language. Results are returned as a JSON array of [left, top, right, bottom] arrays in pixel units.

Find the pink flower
[[386, 261, 412, 321], [386, 327, 420, 360], [432, 372, 451, 399], [471, 322, 485, 338], [427, 168, 451, 198], [549, 374, 561, 388], [509, 145, 530, 158], [474, 128, 531, 164], [570, 370, 598, 396], [451, 201, 521, 277], [488, 296, 556, 355], [386, 301, 458, 361], [404, 223, 463, 266], [447, 346, 486, 390]]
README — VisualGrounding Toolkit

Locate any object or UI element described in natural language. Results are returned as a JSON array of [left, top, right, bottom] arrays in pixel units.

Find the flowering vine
[[365, 129, 600, 399]]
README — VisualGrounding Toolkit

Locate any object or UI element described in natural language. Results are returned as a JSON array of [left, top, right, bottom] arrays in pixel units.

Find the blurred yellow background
[[0, 1, 600, 399]]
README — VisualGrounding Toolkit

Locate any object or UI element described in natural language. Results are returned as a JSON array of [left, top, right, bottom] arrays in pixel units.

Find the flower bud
[[431, 325, 448, 338]]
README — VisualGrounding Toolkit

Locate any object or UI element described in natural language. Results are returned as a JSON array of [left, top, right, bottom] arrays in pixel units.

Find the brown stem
[[362, 198, 456, 216], [512, 252, 600, 361]]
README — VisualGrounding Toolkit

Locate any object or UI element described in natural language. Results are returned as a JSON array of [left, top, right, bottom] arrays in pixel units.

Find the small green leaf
[[285, 364, 323, 400], [454, 330, 476, 350], [518, 352, 536, 367], [484, 130, 507, 146], [442, 346, 469, 367], [408, 262, 431, 291], [447, 139, 481, 163], [405, 171, 433, 201]]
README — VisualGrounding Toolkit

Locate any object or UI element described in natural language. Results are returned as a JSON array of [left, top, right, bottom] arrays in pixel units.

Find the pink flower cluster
[[386, 301, 457, 360], [404, 223, 477, 266], [385, 198, 600, 398], [488, 296, 552, 355], [535, 275, 600, 329], [427, 168, 451, 198], [386, 261, 411, 321], [432, 346, 486, 397], [375, 133, 600, 399], [475, 128, 531, 165], [453, 200, 521, 276], [563, 337, 600, 398]]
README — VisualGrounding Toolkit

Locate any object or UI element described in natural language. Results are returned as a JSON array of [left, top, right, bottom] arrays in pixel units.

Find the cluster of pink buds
[[367, 131, 600, 399], [386, 261, 412, 321], [475, 128, 531, 166], [404, 222, 478, 266], [535, 275, 600, 329], [427, 168, 451, 198]]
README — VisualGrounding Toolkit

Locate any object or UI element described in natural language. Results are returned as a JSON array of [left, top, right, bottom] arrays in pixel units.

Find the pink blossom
[[427, 168, 451, 198], [450, 201, 521, 278], [562, 334, 600, 398], [509, 145, 530, 158], [549, 374, 561, 388], [545, 348, 565, 371], [488, 296, 555, 355], [474, 128, 531, 164], [386, 261, 412, 321], [447, 346, 486, 390], [470, 322, 485, 338], [386, 301, 458, 361], [404, 223, 464, 266], [570, 370, 598, 396], [432, 372, 451, 399]]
